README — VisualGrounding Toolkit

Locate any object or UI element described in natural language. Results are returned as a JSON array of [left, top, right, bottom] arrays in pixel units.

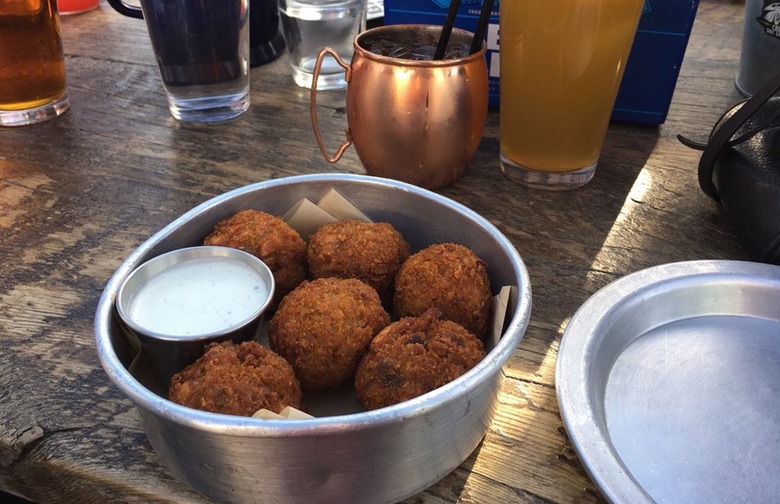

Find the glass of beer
[[0, 0, 69, 127], [499, 0, 644, 190]]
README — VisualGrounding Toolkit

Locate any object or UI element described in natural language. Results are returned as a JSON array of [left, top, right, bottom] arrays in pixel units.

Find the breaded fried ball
[[307, 220, 410, 303], [354, 308, 485, 410], [268, 277, 391, 390], [168, 341, 302, 416], [394, 243, 492, 339], [203, 209, 307, 304]]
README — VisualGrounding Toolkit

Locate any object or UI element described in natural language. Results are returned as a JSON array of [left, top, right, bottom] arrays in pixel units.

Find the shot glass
[[499, 0, 644, 190], [736, 0, 780, 98], [0, 0, 69, 127], [279, 0, 367, 90], [106, 0, 250, 122]]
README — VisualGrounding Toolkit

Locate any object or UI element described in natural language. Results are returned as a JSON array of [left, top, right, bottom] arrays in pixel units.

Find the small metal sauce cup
[[115, 245, 275, 386]]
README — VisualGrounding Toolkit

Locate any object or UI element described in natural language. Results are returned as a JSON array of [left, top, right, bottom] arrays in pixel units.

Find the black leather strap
[[678, 69, 780, 201]]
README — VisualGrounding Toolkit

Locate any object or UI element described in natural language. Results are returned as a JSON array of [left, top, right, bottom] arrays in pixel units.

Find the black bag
[[678, 69, 780, 265]]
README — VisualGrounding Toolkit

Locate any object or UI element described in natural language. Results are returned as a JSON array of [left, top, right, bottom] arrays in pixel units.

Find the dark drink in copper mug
[[311, 25, 488, 190]]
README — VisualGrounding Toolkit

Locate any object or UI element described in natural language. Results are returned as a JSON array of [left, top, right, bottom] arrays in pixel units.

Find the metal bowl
[[94, 174, 532, 504], [115, 246, 275, 386], [556, 260, 780, 504]]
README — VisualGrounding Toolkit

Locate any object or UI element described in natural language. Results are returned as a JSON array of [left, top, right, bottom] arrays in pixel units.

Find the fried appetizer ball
[[394, 243, 492, 339], [307, 220, 410, 302], [203, 209, 307, 304], [354, 309, 485, 410], [168, 341, 302, 416], [268, 277, 391, 390]]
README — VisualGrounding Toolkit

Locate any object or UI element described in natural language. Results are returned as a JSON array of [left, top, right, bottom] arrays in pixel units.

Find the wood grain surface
[[0, 0, 754, 503]]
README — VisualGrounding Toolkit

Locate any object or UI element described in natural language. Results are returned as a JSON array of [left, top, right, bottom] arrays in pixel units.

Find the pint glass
[[499, 0, 644, 190], [0, 0, 69, 126]]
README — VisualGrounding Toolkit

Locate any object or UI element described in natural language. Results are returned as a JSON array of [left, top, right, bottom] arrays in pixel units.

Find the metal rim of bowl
[[94, 173, 533, 436], [115, 245, 276, 342], [555, 259, 780, 504]]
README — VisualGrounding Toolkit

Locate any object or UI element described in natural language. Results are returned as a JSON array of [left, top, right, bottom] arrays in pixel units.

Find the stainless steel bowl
[[556, 260, 780, 504], [116, 246, 275, 386], [94, 174, 532, 504]]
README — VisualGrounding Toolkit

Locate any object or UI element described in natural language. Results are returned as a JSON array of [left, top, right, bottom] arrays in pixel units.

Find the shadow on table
[[1, 491, 34, 504]]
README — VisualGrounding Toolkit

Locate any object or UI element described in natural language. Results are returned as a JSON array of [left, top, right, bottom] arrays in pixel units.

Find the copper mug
[[310, 25, 488, 190]]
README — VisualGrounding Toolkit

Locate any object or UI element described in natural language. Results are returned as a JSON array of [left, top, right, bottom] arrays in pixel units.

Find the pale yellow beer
[[499, 0, 644, 189], [0, 0, 68, 126]]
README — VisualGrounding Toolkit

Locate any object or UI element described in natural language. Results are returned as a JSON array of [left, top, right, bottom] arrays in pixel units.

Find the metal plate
[[556, 260, 780, 504]]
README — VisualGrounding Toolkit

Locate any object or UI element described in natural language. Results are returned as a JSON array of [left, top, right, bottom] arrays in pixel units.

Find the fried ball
[[268, 277, 391, 390], [168, 341, 302, 417], [394, 243, 492, 339], [354, 308, 485, 410], [307, 220, 410, 303], [203, 209, 307, 304]]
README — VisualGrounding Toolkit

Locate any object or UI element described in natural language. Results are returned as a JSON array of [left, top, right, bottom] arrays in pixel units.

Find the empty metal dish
[[556, 260, 780, 504]]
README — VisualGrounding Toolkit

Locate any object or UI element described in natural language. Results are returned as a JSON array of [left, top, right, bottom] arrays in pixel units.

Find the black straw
[[434, 0, 462, 60], [470, 0, 495, 54]]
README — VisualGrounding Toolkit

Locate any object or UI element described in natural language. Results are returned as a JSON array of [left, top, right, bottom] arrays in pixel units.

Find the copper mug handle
[[310, 47, 353, 163]]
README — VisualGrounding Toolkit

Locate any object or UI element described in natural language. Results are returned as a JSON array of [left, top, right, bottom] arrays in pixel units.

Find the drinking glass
[[0, 0, 69, 127], [106, 0, 250, 122], [499, 0, 644, 190], [279, 0, 366, 90]]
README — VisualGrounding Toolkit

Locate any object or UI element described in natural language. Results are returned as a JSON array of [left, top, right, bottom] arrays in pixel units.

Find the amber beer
[[499, 0, 644, 189], [0, 0, 68, 126]]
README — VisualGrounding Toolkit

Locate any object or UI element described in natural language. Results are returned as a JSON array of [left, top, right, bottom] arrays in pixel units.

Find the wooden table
[[0, 0, 754, 502]]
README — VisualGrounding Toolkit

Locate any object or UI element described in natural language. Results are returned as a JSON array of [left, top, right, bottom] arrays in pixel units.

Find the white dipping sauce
[[128, 257, 269, 336]]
